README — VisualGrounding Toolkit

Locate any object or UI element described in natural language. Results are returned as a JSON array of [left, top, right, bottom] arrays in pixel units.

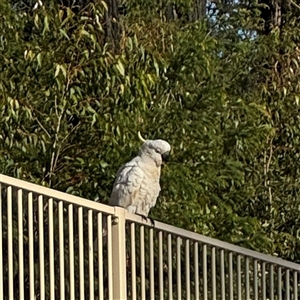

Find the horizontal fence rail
[[0, 174, 299, 300]]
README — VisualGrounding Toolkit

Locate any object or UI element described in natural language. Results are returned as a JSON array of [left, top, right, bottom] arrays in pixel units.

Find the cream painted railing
[[0, 174, 299, 299]]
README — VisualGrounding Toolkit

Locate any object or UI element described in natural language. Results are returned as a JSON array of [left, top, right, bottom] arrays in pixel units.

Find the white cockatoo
[[94, 132, 170, 251], [109, 132, 171, 219]]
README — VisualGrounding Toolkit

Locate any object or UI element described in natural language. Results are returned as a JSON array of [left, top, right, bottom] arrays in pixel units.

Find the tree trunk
[[259, 0, 293, 34], [190, 0, 206, 21], [105, 0, 120, 51], [166, 0, 206, 22]]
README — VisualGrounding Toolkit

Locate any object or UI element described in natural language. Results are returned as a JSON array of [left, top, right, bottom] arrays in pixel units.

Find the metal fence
[[0, 173, 299, 300]]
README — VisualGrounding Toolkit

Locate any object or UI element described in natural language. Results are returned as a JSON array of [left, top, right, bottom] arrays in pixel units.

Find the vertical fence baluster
[[18, 189, 24, 300], [229, 252, 233, 300], [28, 192, 35, 299], [59, 201, 65, 299], [131, 223, 136, 300], [150, 228, 155, 299], [186, 239, 190, 300], [177, 237, 182, 299], [7, 187, 13, 299], [254, 259, 258, 300], [140, 225, 146, 300], [293, 271, 298, 300], [0, 184, 3, 300], [221, 250, 226, 300], [38, 195, 45, 299], [88, 210, 94, 299], [270, 264, 274, 300], [159, 231, 164, 300], [278, 267, 282, 300], [194, 242, 199, 299], [262, 262, 266, 300], [286, 269, 290, 300], [97, 212, 103, 300], [78, 207, 84, 300], [48, 198, 55, 299], [69, 204, 75, 300], [245, 257, 250, 300], [107, 215, 113, 299], [212, 247, 216, 299], [203, 244, 207, 300], [168, 234, 173, 299], [237, 255, 241, 300]]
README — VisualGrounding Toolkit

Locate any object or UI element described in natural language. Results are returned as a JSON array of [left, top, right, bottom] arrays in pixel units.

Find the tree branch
[[290, 0, 300, 10]]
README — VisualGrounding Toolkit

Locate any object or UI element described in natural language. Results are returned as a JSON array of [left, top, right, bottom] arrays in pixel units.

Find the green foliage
[[1, 0, 300, 274]]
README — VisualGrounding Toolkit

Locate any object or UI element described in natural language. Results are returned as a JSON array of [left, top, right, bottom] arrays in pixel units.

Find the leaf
[[153, 60, 159, 76], [54, 64, 60, 77], [283, 87, 287, 97], [59, 29, 70, 40], [116, 60, 125, 76], [37, 53, 42, 66], [42, 15, 49, 34]]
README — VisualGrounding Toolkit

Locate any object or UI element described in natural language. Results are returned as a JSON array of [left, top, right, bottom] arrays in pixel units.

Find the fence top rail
[[126, 212, 300, 271], [0, 174, 115, 214]]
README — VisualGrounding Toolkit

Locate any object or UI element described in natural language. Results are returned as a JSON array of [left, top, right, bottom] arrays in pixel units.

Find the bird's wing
[[109, 159, 146, 213]]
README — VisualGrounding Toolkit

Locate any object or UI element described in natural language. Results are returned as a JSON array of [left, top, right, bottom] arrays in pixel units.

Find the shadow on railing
[[0, 174, 299, 299]]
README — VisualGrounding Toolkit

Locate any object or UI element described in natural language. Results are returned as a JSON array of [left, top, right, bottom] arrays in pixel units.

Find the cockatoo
[[109, 132, 171, 220], [94, 132, 170, 251]]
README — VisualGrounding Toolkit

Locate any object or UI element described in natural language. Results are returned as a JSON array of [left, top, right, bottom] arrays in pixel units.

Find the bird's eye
[[155, 149, 161, 154]]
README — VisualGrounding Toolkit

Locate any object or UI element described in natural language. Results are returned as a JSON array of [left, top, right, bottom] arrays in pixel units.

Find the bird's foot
[[136, 214, 155, 227], [137, 213, 148, 222], [148, 216, 155, 227]]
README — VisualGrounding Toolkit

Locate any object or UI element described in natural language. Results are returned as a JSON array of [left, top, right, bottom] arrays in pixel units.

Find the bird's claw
[[137, 214, 155, 227], [148, 216, 155, 227]]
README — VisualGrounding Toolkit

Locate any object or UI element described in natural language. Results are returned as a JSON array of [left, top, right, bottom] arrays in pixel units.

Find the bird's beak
[[161, 151, 170, 163]]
